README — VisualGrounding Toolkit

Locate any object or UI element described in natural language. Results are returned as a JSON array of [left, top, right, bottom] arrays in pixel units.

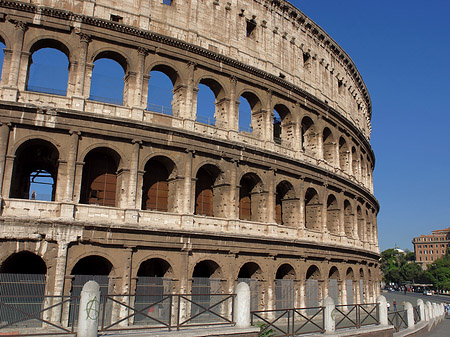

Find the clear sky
[[290, 0, 450, 251]]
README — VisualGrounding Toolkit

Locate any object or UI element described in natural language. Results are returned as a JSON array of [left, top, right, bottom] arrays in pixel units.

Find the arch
[[301, 116, 318, 155], [89, 50, 128, 105], [305, 265, 321, 309], [351, 147, 358, 177], [71, 255, 113, 298], [346, 267, 356, 305], [339, 137, 349, 172], [360, 155, 366, 184], [9, 139, 59, 201], [147, 64, 181, 116], [239, 91, 262, 133], [196, 77, 226, 126], [239, 172, 264, 221], [142, 156, 176, 212], [328, 266, 340, 280], [0, 38, 6, 84], [326, 194, 339, 234], [0, 251, 46, 274], [306, 265, 321, 280], [304, 188, 321, 230], [191, 260, 223, 314], [273, 103, 293, 145], [322, 127, 336, 164], [194, 164, 223, 217], [357, 205, 364, 241], [275, 180, 296, 226], [275, 263, 295, 309], [79, 147, 121, 207], [237, 262, 263, 280], [346, 267, 355, 280], [328, 266, 340, 304], [344, 200, 353, 238]]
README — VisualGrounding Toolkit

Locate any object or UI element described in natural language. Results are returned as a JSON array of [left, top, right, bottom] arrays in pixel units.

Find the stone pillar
[[50, 241, 69, 323], [77, 281, 101, 337], [182, 62, 196, 120], [234, 282, 251, 328], [405, 302, 414, 329], [299, 280, 306, 308], [228, 76, 238, 131], [127, 140, 141, 209], [417, 299, 424, 322], [134, 48, 147, 108], [183, 150, 194, 214], [72, 161, 85, 204], [341, 278, 347, 306], [64, 131, 80, 202], [265, 90, 273, 142], [267, 169, 276, 223], [377, 295, 388, 326], [5, 20, 27, 100], [1, 154, 15, 198], [72, 33, 90, 109], [0, 123, 11, 199], [323, 296, 335, 334], [229, 160, 238, 218]]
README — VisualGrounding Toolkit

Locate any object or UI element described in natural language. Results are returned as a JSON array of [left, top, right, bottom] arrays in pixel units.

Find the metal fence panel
[[275, 279, 294, 310], [359, 280, 364, 304], [346, 280, 354, 305], [328, 279, 339, 305]]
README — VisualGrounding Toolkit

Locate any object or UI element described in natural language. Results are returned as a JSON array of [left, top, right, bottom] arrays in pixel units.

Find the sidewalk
[[419, 315, 450, 337]]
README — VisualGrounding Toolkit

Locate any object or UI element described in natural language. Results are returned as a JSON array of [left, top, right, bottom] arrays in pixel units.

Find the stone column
[[125, 140, 141, 223], [234, 282, 251, 328], [267, 169, 276, 223], [77, 281, 101, 337], [5, 20, 27, 100], [377, 295, 388, 326], [134, 48, 147, 108], [0, 123, 11, 199], [1, 154, 15, 198], [183, 62, 196, 120], [265, 90, 273, 142], [228, 76, 238, 131], [50, 241, 69, 323], [324, 296, 335, 334], [64, 131, 80, 202], [229, 160, 239, 219], [72, 33, 90, 109], [183, 150, 194, 214], [299, 279, 306, 308], [72, 161, 85, 204]]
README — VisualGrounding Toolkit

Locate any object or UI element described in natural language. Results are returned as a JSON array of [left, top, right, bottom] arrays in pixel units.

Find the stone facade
[[413, 228, 450, 268], [0, 0, 380, 314]]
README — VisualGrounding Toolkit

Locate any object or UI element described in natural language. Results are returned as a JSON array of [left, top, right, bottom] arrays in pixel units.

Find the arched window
[[305, 188, 321, 230], [305, 265, 321, 310], [142, 158, 174, 212], [192, 260, 222, 315], [275, 264, 295, 309], [147, 66, 179, 115], [0, 39, 6, 84], [194, 165, 221, 217], [10, 139, 58, 201], [275, 181, 296, 226], [239, 173, 263, 221], [301, 116, 317, 155], [238, 262, 262, 311], [322, 128, 336, 164], [238, 95, 253, 132], [346, 268, 355, 305], [273, 104, 293, 146], [89, 54, 126, 105], [196, 78, 224, 126], [328, 267, 340, 305], [344, 200, 353, 238], [26, 42, 69, 96], [80, 148, 120, 207], [326, 194, 339, 234], [339, 137, 349, 172], [357, 206, 364, 241]]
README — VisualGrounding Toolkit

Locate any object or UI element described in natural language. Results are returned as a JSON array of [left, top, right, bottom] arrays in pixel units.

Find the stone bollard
[[417, 299, 424, 322], [377, 295, 388, 326], [323, 296, 335, 334], [426, 302, 433, 320], [234, 282, 251, 328], [404, 302, 414, 329], [77, 280, 101, 337], [432, 303, 438, 321]]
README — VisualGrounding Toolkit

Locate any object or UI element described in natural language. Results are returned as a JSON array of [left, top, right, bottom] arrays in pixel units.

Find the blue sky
[[292, 0, 450, 251], [8, 1, 450, 252]]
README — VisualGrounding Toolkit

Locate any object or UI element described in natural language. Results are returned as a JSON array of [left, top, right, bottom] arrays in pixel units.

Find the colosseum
[[0, 0, 380, 326]]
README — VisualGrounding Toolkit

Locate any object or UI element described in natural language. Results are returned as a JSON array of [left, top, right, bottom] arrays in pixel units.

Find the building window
[[163, 0, 172, 5], [418, 245, 421, 248], [246, 19, 257, 37]]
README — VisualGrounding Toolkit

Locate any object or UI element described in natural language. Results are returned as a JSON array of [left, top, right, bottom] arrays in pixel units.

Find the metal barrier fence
[[413, 305, 421, 323], [251, 307, 325, 336], [334, 303, 379, 330], [388, 309, 408, 332], [146, 103, 173, 115]]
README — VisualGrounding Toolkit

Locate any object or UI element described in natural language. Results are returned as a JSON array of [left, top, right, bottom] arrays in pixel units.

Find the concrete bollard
[[417, 299, 424, 322], [404, 302, 414, 329], [323, 296, 335, 334], [77, 280, 101, 337], [377, 295, 388, 326], [234, 282, 251, 328], [426, 302, 433, 320]]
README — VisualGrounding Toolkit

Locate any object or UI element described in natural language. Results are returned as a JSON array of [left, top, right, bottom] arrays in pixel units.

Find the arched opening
[[239, 173, 263, 221], [357, 206, 364, 241], [322, 128, 336, 165], [365, 209, 372, 243], [89, 52, 127, 105], [305, 188, 321, 230], [326, 194, 339, 235], [0, 252, 47, 326], [192, 260, 222, 317], [238, 262, 262, 311], [301, 116, 317, 155], [359, 268, 365, 303], [142, 157, 175, 212], [0, 38, 6, 84], [196, 78, 224, 126], [26, 41, 69, 96], [275, 181, 296, 226], [10, 139, 58, 201], [360, 155, 366, 184], [351, 147, 358, 178], [194, 165, 222, 217], [344, 200, 353, 238], [305, 265, 321, 310], [346, 268, 355, 305], [80, 148, 120, 207], [275, 264, 295, 309], [339, 137, 349, 172], [135, 258, 173, 323], [273, 104, 293, 146], [147, 65, 179, 115], [328, 267, 340, 305], [239, 93, 260, 133]]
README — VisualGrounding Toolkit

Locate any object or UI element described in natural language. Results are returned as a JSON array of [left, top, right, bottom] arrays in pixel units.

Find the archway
[[239, 173, 263, 221], [275, 264, 296, 309], [147, 66, 178, 115], [238, 262, 262, 311], [275, 181, 296, 226], [305, 188, 321, 230], [328, 267, 340, 304], [192, 260, 222, 317], [194, 165, 222, 217], [326, 194, 339, 235], [322, 128, 336, 165], [305, 265, 321, 309]]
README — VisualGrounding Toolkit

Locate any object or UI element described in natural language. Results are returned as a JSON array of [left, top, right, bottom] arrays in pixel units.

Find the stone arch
[[344, 200, 354, 238], [79, 147, 122, 207], [275, 263, 296, 309], [0, 251, 47, 274], [239, 172, 264, 222], [273, 103, 294, 145], [301, 116, 318, 155], [351, 146, 358, 178], [339, 137, 350, 172], [91, 49, 129, 73], [328, 266, 340, 304], [357, 205, 364, 241], [196, 76, 227, 126], [305, 265, 322, 308], [275, 180, 297, 226], [194, 163, 224, 217], [326, 194, 340, 234], [237, 262, 263, 280], [322, 127, 336, 165], [304, 187, 321, 230], [142, 155, 177, 212], [346, 267, 356, 305], [70, 255, 114, 297], [9, 138, 59, 201], [238, 90, 263, 133]]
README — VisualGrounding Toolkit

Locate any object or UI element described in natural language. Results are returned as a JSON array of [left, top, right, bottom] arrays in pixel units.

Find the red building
[[413, 227, 450, 268]]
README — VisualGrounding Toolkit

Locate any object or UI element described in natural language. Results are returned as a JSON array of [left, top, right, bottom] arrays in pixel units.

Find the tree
[[380, 248, 426, 286], [424, 253, 450, 291]]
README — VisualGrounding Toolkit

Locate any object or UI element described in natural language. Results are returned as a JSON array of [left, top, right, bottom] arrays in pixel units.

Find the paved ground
[[420, 315, 450, 337]]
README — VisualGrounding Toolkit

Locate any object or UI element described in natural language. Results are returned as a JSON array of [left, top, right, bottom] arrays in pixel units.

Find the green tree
[[425, 254, 450, 291], [380, 248, 426, 285]]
